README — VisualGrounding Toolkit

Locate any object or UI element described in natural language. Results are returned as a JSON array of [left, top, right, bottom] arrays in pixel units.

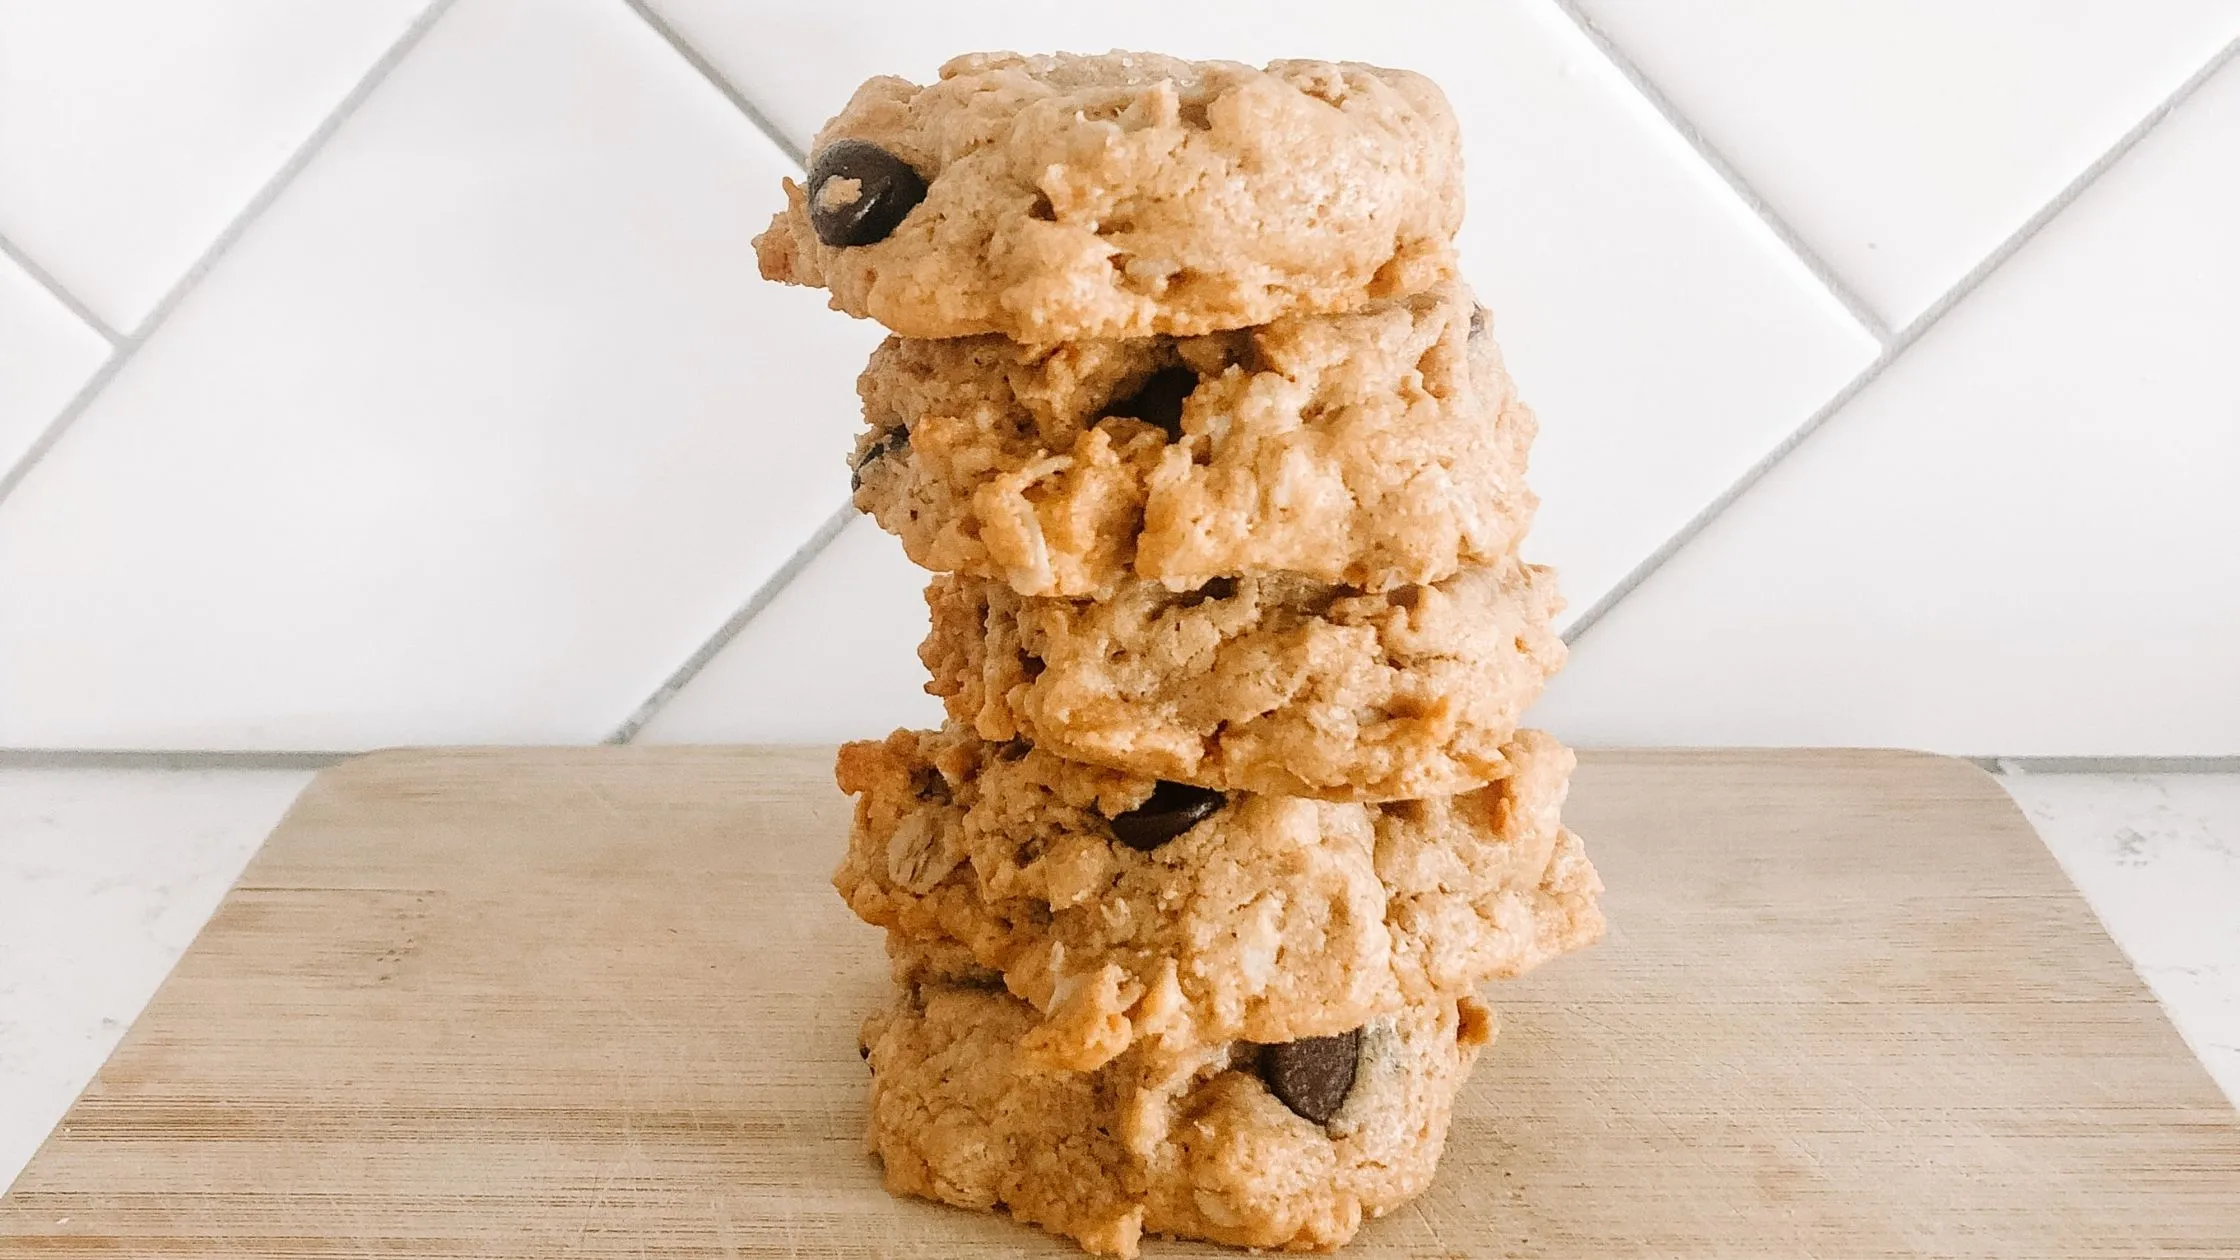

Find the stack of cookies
[[757, 51, 1604, 1257]]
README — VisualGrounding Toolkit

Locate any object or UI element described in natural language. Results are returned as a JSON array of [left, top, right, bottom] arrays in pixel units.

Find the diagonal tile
[[0, 0, 883, 750], [0, 0, 428, 330], [1532, 60, 2240, 755], [636, 516, 942, 744], [0, 766, 312, 1186], [1575, 0, 2240, 328], [649, 0, 1879, 629], [0, 253, 109, 478]]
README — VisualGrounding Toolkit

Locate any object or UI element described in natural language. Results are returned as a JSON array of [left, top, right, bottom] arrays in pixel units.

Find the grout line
[[604, 501, 858, 744], [1559, 343, 1887, 642], [622, 0, 806, 168], [0, 0, 459, 514], [1564, 33, 2240, 648], [0, 230, 123, 345], [1548, 0, 1893, 344], [0, 353, 129, 508], [0, 749, 352, 771]]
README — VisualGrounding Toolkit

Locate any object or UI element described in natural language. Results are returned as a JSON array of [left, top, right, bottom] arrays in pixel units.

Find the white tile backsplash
[[1575, 0, 2240, 328], [1533, 57, 2240, 754], [0, 0, 429, 330], [0, 1, 2234, 754], [638, 516, 943, 744], [0, 253, 108, 480], [0, 0, 879, 748]]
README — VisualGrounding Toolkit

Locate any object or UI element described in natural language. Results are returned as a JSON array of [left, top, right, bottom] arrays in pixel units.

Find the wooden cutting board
[[2, 748, 2234, 1258]]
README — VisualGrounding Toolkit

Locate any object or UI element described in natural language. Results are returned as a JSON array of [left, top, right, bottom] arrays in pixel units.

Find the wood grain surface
[[2, 748, 2234, 1257]]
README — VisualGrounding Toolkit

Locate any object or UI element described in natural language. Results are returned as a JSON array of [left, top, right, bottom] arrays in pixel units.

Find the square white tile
[[0, 0, 429, 330], [1533, 58, 2240, 755], [650, 0, 1879, 627], [1576, 0, 2240, 327], [0, 0, 882, 749], [637, 515, 943, 744]]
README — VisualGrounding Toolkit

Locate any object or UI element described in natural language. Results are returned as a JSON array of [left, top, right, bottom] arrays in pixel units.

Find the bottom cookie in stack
[[861, 982, 1495, 1257]]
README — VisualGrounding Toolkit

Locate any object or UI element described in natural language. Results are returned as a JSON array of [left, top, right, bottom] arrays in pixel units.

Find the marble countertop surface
[[3, 759, 2235, 1190]]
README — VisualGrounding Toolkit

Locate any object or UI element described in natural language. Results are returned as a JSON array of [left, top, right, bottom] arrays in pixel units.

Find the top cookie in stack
[[755, 50, 1462, 342]]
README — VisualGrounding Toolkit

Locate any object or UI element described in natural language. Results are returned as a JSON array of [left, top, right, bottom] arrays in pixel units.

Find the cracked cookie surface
[[852, 283, 1536, 598], [837, 726, 1602, 1069], [755, 51, 1462, 341], [921, 560, 1566, 800], [862, 984, 1494, 1256]]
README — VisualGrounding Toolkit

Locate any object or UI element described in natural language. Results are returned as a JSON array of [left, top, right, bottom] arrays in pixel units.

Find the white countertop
[[3, 760, 2235, 1190]]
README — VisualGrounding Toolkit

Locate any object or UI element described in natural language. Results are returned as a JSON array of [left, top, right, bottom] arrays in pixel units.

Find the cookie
[[836, 726, 1601, 1070], [754, 52, 1462, 342], [920, 560, 1566, 800], [851, 283, 1536, 598], [861, 983, 1494, 1256]]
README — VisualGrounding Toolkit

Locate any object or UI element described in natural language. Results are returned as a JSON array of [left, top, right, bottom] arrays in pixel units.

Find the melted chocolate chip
[[850, 427, 908, 490], [1104, 365, 1198, 441], [1260, 1028, 1362, 1125], [806, 140, 928, 247], [909, 765, 949, 804], [1109, 781, 1225, 851], [1173, 575, 1238, 610]]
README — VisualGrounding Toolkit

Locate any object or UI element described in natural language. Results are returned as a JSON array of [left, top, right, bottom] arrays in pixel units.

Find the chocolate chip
[[806, 140, 928, 247], [850, 427, 908, 490], [1172, 575, 1237, 610], [858, 1043, 871, 1061], [1109, 781, 1225, 851], [1259, 1028, 1361, 1125], [1104, 365, 1197, 441]]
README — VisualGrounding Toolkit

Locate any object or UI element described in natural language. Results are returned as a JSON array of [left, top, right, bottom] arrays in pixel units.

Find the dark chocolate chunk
[[1109, 781, 1225, 851], [1173, 575, 1237, 610], [909, 764, 949, 804], [1104, 365, 1198, 441], [850, 427, 908, 490], [806, 140, 928, 248], [1260, 1028, 1362, 1125]]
